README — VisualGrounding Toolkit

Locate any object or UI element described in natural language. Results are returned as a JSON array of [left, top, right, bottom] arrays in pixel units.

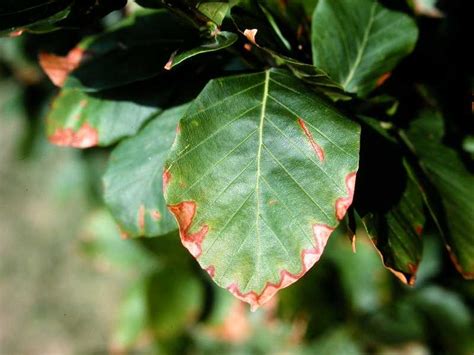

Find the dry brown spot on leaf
[[164, 50, 177, 70], [335, 172, 357, 220], [168, 201, 209, 258], [138, 205, 146, 232], [39, 47, 86, 86], [376, 72, 392, 87], [227, 223, 335, 311], [243, 29, 258, 44], [9, 29, 23, 37], [446, 245, 474, 279], [150, 210, 161, 221], [297, 117, 325, 162], [48, 123, 99, 148]]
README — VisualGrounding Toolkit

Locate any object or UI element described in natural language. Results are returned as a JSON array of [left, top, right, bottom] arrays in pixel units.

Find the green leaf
[[61, 9, 236, 91], [103, 105, 189, 238], [0, 0, 73, 35], [403, 109, 474, 279], [311, 0, 418, 96], [112, 278, 149, 350], [360, 160, 424, 285], [147, 269, 203, 339], [306, 327, 363, 355], [63, 9, 195, 91], [164, 69, 360, 310], [164, 31, 238, 70], [197, 2, 229, 25], [237, 27, 348, 100], [46, 87, 161, 148], [354, 117, 424, 285], [79, 210, 158, 271]]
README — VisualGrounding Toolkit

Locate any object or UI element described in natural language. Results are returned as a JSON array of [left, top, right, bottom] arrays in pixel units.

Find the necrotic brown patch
[[168, 201, 209, 258], [227, 223, 335, 311], [138, 205, 146, 232], [297, 118, 325, 162], [48, 123, 99, 148], [39, 47, 86, 87], [335, 172, 357, 220]]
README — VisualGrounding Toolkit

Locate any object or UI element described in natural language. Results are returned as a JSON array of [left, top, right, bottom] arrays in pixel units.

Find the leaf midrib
[[342, 1, 377, 90], [254, 70, 270, 267]]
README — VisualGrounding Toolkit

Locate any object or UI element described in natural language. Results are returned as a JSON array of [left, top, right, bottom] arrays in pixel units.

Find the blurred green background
[[1, 8, 473, 355]]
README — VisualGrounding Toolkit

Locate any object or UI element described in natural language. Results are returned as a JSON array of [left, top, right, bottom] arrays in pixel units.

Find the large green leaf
[[311, 0, 418, 96], [164, 69, 360, 310], [103, 105, 188, 238], [403, 109, 474, 278], [46, 87, 161, 148]]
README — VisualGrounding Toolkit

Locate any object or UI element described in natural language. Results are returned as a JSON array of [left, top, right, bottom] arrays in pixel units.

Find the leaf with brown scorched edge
[[0, 0, 73, 36], [103, 105, 189, 237], [46, 87, 163, 148], [164, 31, 238, 70], [311, 0, 418, 97], [357, 161, 424, 286], [239, 28, 349, 101], [402, 109, 474, 279], [164, 69, 360, 310]]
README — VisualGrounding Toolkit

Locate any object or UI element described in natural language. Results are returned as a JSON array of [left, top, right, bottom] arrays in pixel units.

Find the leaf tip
[[243, 29, 258, 45]]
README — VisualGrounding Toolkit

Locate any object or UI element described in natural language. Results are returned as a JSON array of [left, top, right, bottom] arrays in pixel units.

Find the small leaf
[[197, 2, 229, 25], [103, 105, 189, 237], [311, 0, 418, 96], [403, 109, 474, 279], [164, 69, 360, 310], [46, 86, 162, 148], [164, 31, 238, 71]]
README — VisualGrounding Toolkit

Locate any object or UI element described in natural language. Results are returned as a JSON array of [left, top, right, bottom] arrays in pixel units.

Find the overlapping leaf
[[46, 87, 162, 148], [103, 105, 188, 237], [360, 162, 424, 285], [164, 69, 360, 309], [404, 109, 474, 278], [311, 0, 418, 96], [164, 31, 237, 70], [38, 9, 237, 91]]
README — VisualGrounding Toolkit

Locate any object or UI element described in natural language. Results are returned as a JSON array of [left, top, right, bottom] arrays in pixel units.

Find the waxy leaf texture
[[164, 69, 360, 309], [104, 105, 189, 237], [311, 0, 418, 96]]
